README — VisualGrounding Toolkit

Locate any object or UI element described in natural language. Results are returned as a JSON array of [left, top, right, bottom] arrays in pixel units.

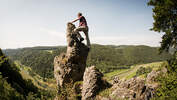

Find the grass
[[45, 50, 53, 54], [104, 69, 129, 81], [144, 62, 164, 70], [98, 88, 113, 98], [125, 71, 136, 79], [138, 74, 146, 79]]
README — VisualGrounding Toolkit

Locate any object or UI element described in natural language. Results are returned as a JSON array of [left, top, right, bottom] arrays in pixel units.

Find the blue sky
[[0, 0, 162, 49]]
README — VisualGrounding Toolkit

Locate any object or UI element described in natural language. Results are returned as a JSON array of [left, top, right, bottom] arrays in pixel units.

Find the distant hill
[[87, 44, 171, 73], [3, 46, 66, 79], [3, 44, 172, 78]]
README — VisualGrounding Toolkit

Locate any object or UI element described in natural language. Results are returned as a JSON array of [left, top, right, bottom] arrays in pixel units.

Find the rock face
[[82, 66, 104, 100], [105, 69, 167, 100], [111, 77, 157, 100], [54, 23, 89, 87], [146, 68, 167, 83]]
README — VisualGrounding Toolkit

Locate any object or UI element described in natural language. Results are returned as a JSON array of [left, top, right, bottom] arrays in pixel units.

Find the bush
[[153, 54, 177, 100], [0, 77, 25, 100], [154, 73, 177, 100], [135, 66, 152, 77], [57, 81, 80, 100]]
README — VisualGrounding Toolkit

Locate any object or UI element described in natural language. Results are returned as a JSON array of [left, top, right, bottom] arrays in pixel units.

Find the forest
[[3, 44, 171, 79]]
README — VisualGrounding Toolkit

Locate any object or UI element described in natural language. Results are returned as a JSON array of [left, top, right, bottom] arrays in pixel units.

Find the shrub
[[57, 81, 80, 100], [136, 66, 152, 77], [0, 77, 25, 100], [153, 54, 177, 100]]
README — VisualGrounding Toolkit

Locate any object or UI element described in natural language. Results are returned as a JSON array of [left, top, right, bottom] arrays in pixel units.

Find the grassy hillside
[[0, 49, 38, 99], [104, 61, 165, 81], [3, 44, 171, 78], [3, 46, 66, 79], [0, 49, 56, 99], [14, 61, 56, 90]]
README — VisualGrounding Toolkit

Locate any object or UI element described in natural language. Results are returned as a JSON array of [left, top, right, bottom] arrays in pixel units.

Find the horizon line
[[1, 43, 161, 50]]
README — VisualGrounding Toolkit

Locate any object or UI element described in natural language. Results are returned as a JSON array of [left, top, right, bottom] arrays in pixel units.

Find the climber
[[71, 12, 91, 48]]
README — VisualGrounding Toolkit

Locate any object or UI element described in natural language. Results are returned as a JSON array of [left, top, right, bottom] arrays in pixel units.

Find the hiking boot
[[80, 37, 84, 42], [88, 46, 91, 51]]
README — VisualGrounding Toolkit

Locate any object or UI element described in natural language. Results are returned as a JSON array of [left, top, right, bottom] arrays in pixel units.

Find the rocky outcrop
[[110, 77, 157, 100], [100, 69, 167, 100], [82, 66, 105, 100], [53, 22, 167, 100], [146, 70, 161, 83], [146, 67, 167, 83], [54, 23, 89, 87]]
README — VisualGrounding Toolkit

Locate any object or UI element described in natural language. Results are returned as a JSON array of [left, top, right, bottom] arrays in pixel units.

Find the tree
[[148, 1, 177, 99], [148, 0, 177, 53]]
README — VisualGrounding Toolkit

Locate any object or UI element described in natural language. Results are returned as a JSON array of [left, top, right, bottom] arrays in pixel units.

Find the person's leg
[[74, 26, 91, 47], [74, 26, 85, 41], [84, 27, 91, 48]]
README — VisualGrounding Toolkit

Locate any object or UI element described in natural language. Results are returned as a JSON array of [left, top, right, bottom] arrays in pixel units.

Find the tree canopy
[[148, 0, 177, 53]]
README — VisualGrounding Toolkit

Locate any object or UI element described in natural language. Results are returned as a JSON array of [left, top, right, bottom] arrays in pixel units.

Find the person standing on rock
[[71, 12, 91, 48]]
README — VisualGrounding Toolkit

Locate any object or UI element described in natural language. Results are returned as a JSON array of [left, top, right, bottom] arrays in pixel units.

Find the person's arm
[[71, 16, 82, 23], [71, 18, 79, 23]]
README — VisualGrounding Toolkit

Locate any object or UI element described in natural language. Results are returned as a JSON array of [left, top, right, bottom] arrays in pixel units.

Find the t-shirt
[[79, 16, 87, 27]]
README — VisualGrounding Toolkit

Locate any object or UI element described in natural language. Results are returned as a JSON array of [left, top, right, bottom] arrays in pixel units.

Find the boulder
[[82, 66, 104, 100], [54, 23, 89, 87], [146, 67, 167, 83], [107, 68, 168, 100], [110, 77, 156, 100], [146, 70, 160, 83]]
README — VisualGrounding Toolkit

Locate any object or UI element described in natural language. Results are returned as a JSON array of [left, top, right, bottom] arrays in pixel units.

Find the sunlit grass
[[45, 50, 53, 54], [104, 69, 129, 81], [125, 71, 136, 79], [104, 61, 165, 81]]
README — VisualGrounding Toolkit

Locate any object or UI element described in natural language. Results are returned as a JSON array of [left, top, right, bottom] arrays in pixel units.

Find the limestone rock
[[111, 77, 156, 100], [146, 67, 167, 83], [82, 66, 104, 100], [108, 68, 168, 100], [146, 70, 160, 83], [54, 23, 89, 87]]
